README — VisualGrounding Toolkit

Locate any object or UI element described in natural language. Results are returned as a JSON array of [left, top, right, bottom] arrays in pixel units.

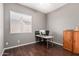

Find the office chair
[[35, 31, 42, 43], [42, 30, 50, 43]]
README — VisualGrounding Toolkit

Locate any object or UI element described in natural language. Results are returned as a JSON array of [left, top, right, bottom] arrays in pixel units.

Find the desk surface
[[36, 35, 54, 39]]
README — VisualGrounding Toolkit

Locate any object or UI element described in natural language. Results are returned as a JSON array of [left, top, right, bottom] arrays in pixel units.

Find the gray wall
[[47, 3, 79, 45], [0, 3, 4, 55], [4, 3, 46, 48]]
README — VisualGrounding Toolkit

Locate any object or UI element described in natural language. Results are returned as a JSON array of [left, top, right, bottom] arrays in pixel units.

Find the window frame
[[10, 11, 33, 34]]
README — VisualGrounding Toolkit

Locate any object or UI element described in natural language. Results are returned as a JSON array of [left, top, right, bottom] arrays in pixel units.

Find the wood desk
[[35, 35, 54, 48]]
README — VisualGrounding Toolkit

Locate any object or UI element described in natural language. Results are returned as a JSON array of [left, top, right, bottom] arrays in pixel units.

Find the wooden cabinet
[[63, 30, 79, 54], [63, 30, 73, 52], [73, 31, 79, 53]]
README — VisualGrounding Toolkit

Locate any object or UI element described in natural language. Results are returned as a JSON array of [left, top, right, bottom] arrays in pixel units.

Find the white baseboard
[[4, 41, 63, 52], [49, 41, 63, 46], [53, 41, 63, 46], [4, 41, 36, 50], [0, 49, 5, 56]]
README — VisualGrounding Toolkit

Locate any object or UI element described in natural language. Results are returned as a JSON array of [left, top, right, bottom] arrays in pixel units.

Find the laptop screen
[[39, 30, 46, 35]]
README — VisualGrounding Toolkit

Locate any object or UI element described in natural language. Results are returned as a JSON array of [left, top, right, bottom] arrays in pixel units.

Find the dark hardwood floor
[[3, 42, 79, 56]]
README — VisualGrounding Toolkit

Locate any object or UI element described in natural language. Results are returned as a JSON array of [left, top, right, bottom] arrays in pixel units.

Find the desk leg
[[52, 39, 53, 47], [47, 39, 48, 48]]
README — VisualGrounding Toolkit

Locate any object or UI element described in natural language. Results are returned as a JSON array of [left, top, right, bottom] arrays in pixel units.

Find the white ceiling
[[20, 3, 66, 14]]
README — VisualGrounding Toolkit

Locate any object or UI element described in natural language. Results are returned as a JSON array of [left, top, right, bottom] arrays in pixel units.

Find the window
[[10, 11, 32, 33]]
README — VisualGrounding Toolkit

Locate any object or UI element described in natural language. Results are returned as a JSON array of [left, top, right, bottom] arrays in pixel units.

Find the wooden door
[[63, 31, 73, 52], [73, 31, 79, 54]]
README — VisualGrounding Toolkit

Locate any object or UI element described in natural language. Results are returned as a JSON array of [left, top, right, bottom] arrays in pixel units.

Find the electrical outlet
[[6, 42, 8, 45], [18, 40, 20, 43]]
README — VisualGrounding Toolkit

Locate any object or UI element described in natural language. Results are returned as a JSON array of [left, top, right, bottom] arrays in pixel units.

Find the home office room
[[0, 1, 79, 59]]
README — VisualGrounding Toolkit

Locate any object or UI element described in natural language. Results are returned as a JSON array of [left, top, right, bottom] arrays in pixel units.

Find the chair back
[[45, 30, 49, 36], [35, 31, 40, 35]]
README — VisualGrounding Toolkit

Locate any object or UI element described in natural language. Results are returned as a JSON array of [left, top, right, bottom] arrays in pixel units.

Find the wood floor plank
[[3, 42, 79, 56]]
